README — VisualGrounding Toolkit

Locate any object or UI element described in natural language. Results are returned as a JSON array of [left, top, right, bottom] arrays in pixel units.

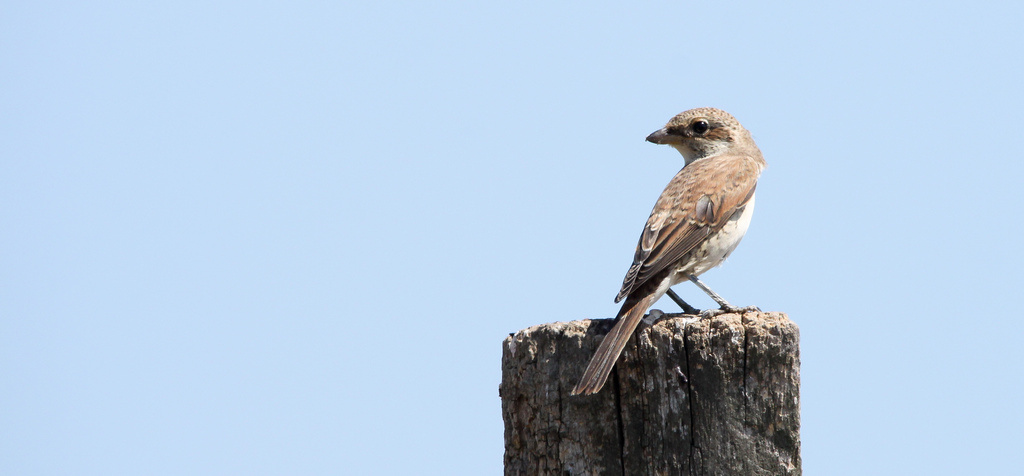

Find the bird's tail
[[571, 293, 657, 395]]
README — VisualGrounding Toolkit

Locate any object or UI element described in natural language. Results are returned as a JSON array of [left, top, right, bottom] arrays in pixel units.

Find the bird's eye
[[692, 120, 710, 135]]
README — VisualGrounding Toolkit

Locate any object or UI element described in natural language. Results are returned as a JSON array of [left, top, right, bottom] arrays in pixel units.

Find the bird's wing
[[615, 153, 761, 302]]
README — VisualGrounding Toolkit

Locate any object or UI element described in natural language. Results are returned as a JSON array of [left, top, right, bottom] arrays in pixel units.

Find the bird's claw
[[699, 305, 761, 319], [699, 308, 727, 319], [642, 309, 666, 325]]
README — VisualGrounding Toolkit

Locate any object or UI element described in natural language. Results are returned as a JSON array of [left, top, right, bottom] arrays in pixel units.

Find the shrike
[[572, 107, 766, 396]]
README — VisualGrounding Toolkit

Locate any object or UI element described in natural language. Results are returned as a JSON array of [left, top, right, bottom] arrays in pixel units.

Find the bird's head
[[646, 107, 752, 164]]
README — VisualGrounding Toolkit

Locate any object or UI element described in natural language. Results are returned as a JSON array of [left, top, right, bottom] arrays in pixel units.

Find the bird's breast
[[672, 194, 756, 280]]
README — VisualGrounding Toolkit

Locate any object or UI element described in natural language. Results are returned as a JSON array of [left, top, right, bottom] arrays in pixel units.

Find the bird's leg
[[687, 274, 735, 309], [665, 288, 700, 314], [687, 275, 762, 318]]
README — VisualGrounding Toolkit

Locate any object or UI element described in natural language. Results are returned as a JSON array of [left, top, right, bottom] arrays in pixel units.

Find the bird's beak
[[646, 128, 679, 145]]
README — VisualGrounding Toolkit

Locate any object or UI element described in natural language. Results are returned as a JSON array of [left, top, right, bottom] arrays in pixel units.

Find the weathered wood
[[500, 311, 800, 476]]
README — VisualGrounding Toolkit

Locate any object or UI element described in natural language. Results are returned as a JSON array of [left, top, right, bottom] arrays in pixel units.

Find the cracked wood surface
[[500, 311, 800, 476]]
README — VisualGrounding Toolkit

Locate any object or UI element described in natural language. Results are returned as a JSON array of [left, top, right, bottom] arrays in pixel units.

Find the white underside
[[648, 194, 757, 301], [685, 193, 755, 277]]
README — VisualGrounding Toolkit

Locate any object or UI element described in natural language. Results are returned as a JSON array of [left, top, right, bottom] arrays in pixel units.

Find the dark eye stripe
[[667, 125, 688, 135]]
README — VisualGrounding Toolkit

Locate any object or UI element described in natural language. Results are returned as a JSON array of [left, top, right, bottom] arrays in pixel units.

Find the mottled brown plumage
[[572, 108, 766, 396]]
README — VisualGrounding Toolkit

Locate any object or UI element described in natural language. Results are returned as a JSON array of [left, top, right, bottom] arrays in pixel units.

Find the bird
[[571, 107, 766, 396]]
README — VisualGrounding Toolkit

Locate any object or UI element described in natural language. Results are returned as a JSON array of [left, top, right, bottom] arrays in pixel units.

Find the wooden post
[[500, 311, 800, 476]]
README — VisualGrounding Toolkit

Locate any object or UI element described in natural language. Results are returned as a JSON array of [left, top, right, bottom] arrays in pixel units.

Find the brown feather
[[571, 289, 660, 395], [616, 152, 762, 302]]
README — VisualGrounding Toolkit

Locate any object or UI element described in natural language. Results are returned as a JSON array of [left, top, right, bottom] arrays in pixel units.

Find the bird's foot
[[699, 305, 761, 319], [699, 308, 727, 319], [642, 309, 666, 325]]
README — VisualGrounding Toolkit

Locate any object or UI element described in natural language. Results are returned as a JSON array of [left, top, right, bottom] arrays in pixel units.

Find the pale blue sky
[[3, 1, 1023, 474]]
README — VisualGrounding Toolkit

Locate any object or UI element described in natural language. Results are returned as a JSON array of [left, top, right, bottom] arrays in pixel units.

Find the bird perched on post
[[572, 107, 766, 396]]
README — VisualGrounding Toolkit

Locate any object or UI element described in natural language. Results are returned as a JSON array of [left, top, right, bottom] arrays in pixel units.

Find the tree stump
[[500, 311, 800, 476]]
